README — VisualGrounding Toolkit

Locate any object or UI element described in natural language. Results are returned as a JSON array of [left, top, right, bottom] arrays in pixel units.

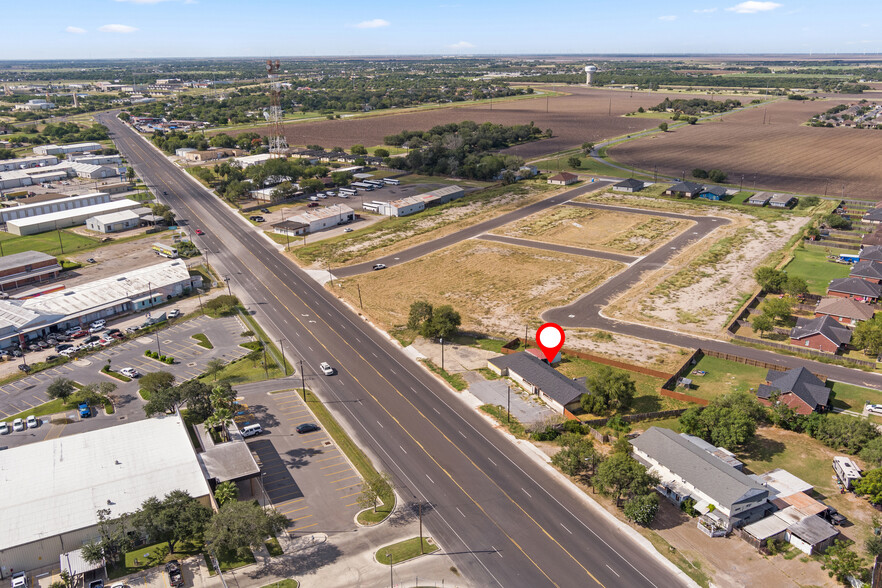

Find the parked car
[[12, 418, 24, 431], [372, 264, 387, 271], [86, 258, 96, 264], [71, 330, 87, 339], [165, 561, 184, 588], [0, 422, 8, 435], [253, 216, 265, 222], [260, 208, 270, 214], [296, 423, 320, 434], [84, 335, 100, 344], [120, 368, 140, 378], [18, 364, 30, 372], [168, 309, 181, 319], [55, 334, 71, 342], [307, 202, 320, 208], [90, 319, 106, 329], [78, 403, 91, 418], [90, 326, 106, 334], [11, 572, 27, 588], [89, 580, 104, 588], [344, 228, 353, 233], [99, 338, 114, 347], [320, 362, 334, 376], [867, 403, 882, 415], [308, 196, 319, 201], [110, 332, 125, 339], [26, 415, 38, 429], [45, 355, 60, 361]]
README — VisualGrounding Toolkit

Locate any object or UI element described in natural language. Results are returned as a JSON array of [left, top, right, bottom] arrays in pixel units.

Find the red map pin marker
[[536, 323, 565, 364]]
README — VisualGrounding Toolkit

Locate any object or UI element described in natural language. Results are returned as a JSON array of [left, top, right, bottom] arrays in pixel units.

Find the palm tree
[[214, 481, 238, 506]]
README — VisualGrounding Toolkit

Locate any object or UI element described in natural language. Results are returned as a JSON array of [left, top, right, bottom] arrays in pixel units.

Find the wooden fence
[[577, 408, 691, 428], [660, 389, 709, 406], [728, 335, 877, 368], [803, 240, 860, 253], [700, 348, 829, 382], [501, 339, 675, 380]]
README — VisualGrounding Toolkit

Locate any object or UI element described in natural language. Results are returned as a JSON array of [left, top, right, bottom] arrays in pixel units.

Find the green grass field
[[0, 230, 99, 257], [828, 380, 882, 412], [783, 247, 852, 295], [683, 355, 768, 401]]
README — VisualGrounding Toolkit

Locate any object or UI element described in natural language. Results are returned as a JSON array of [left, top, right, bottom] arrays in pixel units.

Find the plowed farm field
[[610, 93, 882, 199], [234, 87, 748, 159]]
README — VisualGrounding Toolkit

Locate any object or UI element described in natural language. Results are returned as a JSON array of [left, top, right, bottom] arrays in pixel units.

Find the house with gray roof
[[630, 427, 771, 532], [487, 351, 586, 414], [850, 259, 882, 284], [612, 178, 645, 193], [860, 244, 882, 262], [828, 277, 881, 302], [754, 367, 830, 415], [698, 185, 728, 201], [665, 181, 703, 198], [769, 193, 798, 208], [863, 207, 882, 224], [814, 296, 875, 327], [789, 315, 852, 353], [748, 192, 772, 206]]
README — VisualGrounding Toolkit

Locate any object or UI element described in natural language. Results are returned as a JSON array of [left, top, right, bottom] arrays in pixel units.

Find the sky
[[5, 0, 882, 60]]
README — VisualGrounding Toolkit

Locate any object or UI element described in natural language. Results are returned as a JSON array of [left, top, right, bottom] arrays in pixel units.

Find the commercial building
[[33, 142, 102, 156], [0, 251, 61, 292], [68, 154, 122, 166], [0, 259, 199, 349], [0, 155, 58, 172], [0, 161, 119, 190], [0, 415, 212, 574], [13, 99, 54, 111], [7, 199, 140, 236], [286, 204, 354, 233], [373, 186, 464, 217], [0, 192, 112, 223], [85, 210, 141, 233], [233, 153, 276, 168], [271, 220, 308, 237]]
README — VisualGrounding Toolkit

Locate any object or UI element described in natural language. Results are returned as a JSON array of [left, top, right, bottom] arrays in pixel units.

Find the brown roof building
[[547, 172, 579, 186], [814, 297, 875, 327]]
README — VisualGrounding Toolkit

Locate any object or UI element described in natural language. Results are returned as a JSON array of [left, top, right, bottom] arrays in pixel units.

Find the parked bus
[[383, 178, 400, 186], [339, 187, 357, 195], [352, 182, 375, 191], [152, 243, 178, 259], [365, 180, 384, 187]]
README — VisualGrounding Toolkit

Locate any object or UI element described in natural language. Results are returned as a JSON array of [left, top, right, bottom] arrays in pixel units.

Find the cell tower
[[265, 59, 288, 156]]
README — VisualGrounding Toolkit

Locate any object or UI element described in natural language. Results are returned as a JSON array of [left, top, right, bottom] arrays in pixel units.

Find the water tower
[[584, 65, 598, 86]]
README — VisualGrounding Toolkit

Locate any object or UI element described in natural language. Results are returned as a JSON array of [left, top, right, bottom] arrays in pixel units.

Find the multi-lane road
[[97, 113, 689, 587]]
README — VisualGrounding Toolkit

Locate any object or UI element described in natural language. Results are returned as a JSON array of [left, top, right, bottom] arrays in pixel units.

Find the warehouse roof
[[0, 250, 56, 273], [0, 415, 210, 552], [7, 199, 140, 230], [88, 210, 140, 225]]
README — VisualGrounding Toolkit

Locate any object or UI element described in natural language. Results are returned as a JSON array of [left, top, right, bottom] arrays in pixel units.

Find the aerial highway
[[97, 112, 689, 588]]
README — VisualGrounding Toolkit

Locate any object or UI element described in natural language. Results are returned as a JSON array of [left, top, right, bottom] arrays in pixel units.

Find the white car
[[167, 309, 181, 319], [120, 368, 140, 378], [26, 415, 38, 429], [0, 422, 8, 435], [320, 362, 334, 376], [90, 325, 105, 334], [12, 418, 24, 432], [309, 196, 319, 201], [90, 319, 106, 329], [867, 404, 882, 415]]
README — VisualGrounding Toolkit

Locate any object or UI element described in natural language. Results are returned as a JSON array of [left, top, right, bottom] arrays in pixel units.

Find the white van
[[241, 424, 262, 438]]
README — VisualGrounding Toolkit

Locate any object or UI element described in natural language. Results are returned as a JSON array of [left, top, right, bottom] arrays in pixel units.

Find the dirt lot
[[224, 87, 750, 159], [332, 240, 623, 337], [610, 94, 882, 198], [564, 329, 689, 373], [597, 195, 809, 335], [492, 205, 692, 255]]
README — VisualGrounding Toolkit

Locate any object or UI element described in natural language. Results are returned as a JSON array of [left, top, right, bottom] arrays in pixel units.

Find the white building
[[7, 199, 140, 236], [375, 196, 425, 217], [33, 142, 102, 156], [287, 204, 354, 233], [13, 99, 54, 111], [0, 259, 199, 349], [233, 153, 276, 168], [85, 210, 141, 233], [0, 192, 112, 224], [0, 415, 212, 574], [68, 154, 123, 166], [0, 161, 119, 190], [0, 155, 58, 172]]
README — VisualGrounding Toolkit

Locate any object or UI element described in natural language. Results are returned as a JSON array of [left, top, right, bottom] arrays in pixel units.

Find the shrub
[[165, 357, 174, 364]]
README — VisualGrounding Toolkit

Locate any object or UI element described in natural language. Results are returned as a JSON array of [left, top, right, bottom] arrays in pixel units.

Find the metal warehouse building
[[0, 415, 212, 576], [6, 199, 140, 236], [0, 192, 112, 224]]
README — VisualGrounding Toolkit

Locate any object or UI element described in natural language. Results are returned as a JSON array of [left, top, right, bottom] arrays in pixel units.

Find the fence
[[578, 408, 691, 428], [729, 335, 877, 368], [660, 389, 709, 406], [803, 240, 860, 253]]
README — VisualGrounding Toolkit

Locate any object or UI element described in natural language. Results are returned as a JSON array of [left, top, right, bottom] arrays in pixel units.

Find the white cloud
[[693, 7, 718, 13], [449, 41, 475, 49], [354, 18, 390, 29], [726, 1, 782, 13], [658, 15, 677, 21], [65, 26, 86, 34], [99, 24, 139, 33]]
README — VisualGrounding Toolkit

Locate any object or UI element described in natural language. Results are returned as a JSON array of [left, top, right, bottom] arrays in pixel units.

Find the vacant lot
[[232, 87, 750, 159], [493, 206, 691, 255], [684, 355, 769, 401], [611, 96, 882, 198], [829, 380, 882, 412], [333, 240, 623, 336], [564, 329, 689, 372], [783, 247, 852, 295]]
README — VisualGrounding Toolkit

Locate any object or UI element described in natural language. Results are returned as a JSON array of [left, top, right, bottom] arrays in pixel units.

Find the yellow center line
[[123, 130, 600, 587]]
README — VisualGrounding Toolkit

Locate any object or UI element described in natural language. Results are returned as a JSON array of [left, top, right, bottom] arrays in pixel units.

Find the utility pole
[[419, 502, 424, 553], [279, 338, 287, 376], [300, 359, 306, 401], [507, 384, 511, 423], [262, 343, 269, 379], [524, 325, 528, 350], [357, 283, 363, 309], [440, 338, 444, 371]]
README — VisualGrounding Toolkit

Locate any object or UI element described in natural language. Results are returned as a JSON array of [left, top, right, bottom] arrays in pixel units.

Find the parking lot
[[238, 387, 364, 534], [0, 314, 250, 447]]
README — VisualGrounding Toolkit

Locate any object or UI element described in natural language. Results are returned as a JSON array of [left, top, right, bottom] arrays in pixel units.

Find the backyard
[[679, 355, 769, 401], [828, 380, 882, 413], [783, 247, 852, 295]]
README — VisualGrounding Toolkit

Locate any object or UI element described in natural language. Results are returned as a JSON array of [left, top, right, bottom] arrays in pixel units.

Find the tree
[[183, 381, 231, 423], [623, 493, 659, 526], [581, 142, 594, 154], [853, 315, 882, 356], [407, 300, 433, 331], [131, 491, 212, 554], [373, 148, 390, 158], [357, 472, 393, 513], [551, 438, 600, 478], [860, 438, 882, 468], [140, 370, 176, 396], [854, 468, 882, 505], [143, 386, 184, 417], [751, 314, 774, 338], [80, 539, 105, 566], [707, 169, 727, 183], [567, 156, 581, 168], [47, 377, 76, 401], [350, 144, 367, 155], [763, 296, 794, 324], [692, 168, 708, 179], [823, 214, 852, 230], [214, 481, 238, 506], [658, 122, 668, 132], [580, 366, 635, 414], [205, 501, 289, 559], [754, 266, 787, 292], [822, 539, 868, 585], [206, 358, 226, 381], [593, 453, 658, 507], [125, 166, 135, 182], [425, 305, 462, 340], [784, 276, 808, 298], [678, 391, 763, 448]]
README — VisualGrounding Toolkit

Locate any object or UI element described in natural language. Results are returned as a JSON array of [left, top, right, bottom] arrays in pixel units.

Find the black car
[[18, 364, 30, 372], [260, 208, 270, 214], [56, 344, 73, 352], [165, 561, 184, 588], [296, 423, 320, 434], [84, 335, 100, 344]]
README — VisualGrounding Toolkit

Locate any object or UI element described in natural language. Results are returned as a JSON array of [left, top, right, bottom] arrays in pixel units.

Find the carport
[[60, 546, 105, 583]]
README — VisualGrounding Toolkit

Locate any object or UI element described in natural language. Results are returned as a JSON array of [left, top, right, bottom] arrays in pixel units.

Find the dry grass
[[564, 328, 690, 373], [493, 206, 691, 255], [333, 240, 623, 336]]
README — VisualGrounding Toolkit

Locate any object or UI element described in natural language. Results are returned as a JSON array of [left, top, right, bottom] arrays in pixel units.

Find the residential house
[[784, 514, 840, 555], [754, 367, 830, 415], [789, 315, 852, 353], [850, 259, 882, 284], [862, 207, 882, 224], [827, 277, 881, 302], [747, 193, 772, 206], [749, 468, 813, 498], [769, 194, 798, 208], [547, 172, 579, 186], [698, 185, 728, 201], [814, 296, 875, 327], [665, 181, 703, 198], [612, 178, 645, 193], [486, 351, 586, 414], [630, 427, 771, 533], [860, 244, 882, 262]]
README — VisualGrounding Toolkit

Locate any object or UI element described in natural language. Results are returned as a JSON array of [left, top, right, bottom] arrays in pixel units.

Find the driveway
[[465, 373, 558, 426]]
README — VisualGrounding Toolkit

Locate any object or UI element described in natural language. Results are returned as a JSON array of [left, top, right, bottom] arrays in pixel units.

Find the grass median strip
[[193, 333, 214, 349], [375, 537, 439, 564]]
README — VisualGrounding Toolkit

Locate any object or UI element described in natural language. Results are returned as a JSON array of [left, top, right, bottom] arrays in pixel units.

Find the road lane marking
[[605, 565, 619, 578], [426, 474, 434, 484], [458, 430, 466, 438], [376, 420, 383, 428], [521, 488, 532, 498], [488, 457, 497, 466], [456, 507, 466, 518], [561, 523, 572, 534], [399, 445, 407, 454]]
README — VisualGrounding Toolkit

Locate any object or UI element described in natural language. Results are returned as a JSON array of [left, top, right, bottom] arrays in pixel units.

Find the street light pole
[[440, 337, 444, 372], [279, 338, 288, 376], [300, 359, 306, 401], [507, 384, 511, 423], [224, 276, 232, 297]]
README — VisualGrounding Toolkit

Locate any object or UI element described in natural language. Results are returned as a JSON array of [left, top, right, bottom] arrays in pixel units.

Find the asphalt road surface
[[99, 112, 687, 588]]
